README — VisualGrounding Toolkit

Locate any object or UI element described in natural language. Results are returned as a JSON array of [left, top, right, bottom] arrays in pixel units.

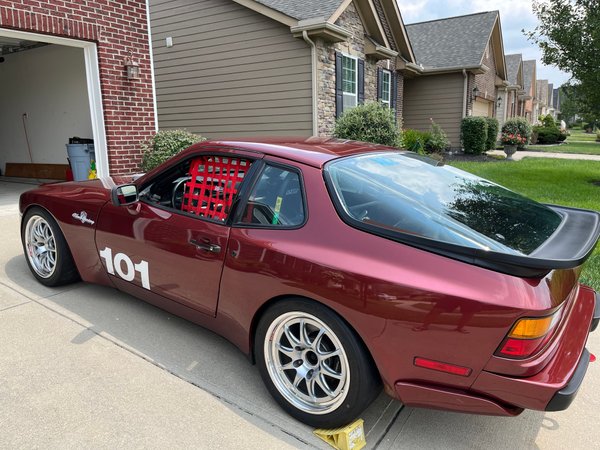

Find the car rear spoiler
[[354, 205, 600, 278]]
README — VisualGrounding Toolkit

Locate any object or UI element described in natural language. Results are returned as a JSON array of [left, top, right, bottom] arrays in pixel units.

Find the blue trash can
[[66, 144, 95, 181]]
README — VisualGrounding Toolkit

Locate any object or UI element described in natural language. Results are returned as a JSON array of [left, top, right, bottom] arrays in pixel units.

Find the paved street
[[1, 179, 598, 449]]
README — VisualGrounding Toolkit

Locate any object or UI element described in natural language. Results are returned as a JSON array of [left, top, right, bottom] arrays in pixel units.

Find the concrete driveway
[[1, 179, 598, 449]]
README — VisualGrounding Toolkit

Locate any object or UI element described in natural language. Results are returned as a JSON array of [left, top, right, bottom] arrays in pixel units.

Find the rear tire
[[21, 207, 79, 287], [255, 298, 380, 428]]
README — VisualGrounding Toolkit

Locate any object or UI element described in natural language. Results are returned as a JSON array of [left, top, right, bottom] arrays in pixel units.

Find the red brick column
[[0, 1, 156, 176]]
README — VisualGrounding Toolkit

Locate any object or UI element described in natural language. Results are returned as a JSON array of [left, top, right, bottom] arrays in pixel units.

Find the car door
[[95, 152, 257, 316]]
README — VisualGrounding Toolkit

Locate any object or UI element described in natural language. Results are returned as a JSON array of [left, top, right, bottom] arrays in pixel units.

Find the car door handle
[[190, 239, 221, 253]]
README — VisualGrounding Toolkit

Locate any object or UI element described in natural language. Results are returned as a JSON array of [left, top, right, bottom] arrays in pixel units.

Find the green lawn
[[450, 158, 600, 290], [527, 128, 600, 154], [567, 128, 598, 142]]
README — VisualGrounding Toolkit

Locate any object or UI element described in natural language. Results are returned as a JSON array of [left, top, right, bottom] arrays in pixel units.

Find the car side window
[[239, 165, 305, 227], [139, 155, 253, 223]]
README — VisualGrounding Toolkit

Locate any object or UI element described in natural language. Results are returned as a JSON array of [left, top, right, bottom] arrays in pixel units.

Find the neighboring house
[[402, 11, 507, 147], [546, 82, 555, 118], [552, 88, 561, 119], [0, 1, 156, 178], [536, 79, 549, 118], [522, 60, 537, 124], [149, 0, 416, 138], [502, 53, 524, 127]]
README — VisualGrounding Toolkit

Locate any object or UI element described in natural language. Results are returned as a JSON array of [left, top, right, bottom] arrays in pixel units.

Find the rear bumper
[[546, 348, 590, 411], [394, 287, 597, 415]]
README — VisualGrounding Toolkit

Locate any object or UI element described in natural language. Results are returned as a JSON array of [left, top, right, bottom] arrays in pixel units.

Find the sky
[[397, 0, 571, 87]]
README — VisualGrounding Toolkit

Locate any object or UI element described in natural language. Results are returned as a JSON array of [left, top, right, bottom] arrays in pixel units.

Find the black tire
[[21, 207, 80, 287], [255, 298, 380, 428]]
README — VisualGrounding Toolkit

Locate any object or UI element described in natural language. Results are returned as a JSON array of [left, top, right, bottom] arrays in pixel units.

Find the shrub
[[140, 129, 204, 172], [534, 126, 561, 144], [502, 117, 532, 148], [401, 128, 429, 154], [558, 131, 568, 142], [484, 117, 499, 150], [460, 116, 488, 154], [597, 131, 600, 142], [540, 114, 558, 128], [334, 102, 401, 147], [425, 119, 450, 153]]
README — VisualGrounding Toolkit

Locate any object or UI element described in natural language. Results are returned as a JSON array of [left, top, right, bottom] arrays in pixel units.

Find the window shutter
[[391, 72, 398, 112], [335, 52, 343, 118], [377, 68, 383, 101], [358, 58, 365, 104]]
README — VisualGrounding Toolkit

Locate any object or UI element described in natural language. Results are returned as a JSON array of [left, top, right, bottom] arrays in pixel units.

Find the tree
[[526, 1, 600, 117]]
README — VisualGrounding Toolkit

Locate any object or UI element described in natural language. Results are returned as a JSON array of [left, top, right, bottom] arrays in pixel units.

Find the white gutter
[[145, 0, 159, 132], [302, 30, 319, 137], [462, 69, 468, 118]]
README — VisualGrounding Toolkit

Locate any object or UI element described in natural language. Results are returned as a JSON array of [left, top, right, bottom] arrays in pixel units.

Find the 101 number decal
[[99, 247, 150, 290]]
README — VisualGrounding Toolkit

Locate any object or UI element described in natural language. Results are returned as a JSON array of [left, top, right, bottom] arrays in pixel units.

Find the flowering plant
[[500, 132, 527, 146]]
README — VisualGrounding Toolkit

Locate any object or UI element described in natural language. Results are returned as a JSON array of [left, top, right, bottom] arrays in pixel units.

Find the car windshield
[[325, 152, 563, 255]]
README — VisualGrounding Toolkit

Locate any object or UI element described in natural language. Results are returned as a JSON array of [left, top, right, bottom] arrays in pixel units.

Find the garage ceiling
[[0, 37, 47, 55]]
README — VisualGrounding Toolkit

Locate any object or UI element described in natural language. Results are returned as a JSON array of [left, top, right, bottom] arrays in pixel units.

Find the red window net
[[181, 156, 252, 221]]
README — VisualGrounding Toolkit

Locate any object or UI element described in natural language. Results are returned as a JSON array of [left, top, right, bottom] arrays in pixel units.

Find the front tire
[[21, 207, 79, 287], [255, 298, 380, 428]]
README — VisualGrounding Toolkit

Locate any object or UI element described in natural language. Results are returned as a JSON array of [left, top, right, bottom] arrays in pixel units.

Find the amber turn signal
[[509, 314, 559, 339]]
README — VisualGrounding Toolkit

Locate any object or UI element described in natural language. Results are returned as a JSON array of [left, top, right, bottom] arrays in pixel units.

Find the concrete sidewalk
[[488, 150, 600, 161], [1, 180, 598, 449]]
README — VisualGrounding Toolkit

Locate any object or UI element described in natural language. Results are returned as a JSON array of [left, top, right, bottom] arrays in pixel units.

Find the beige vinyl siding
[[402, 73, 465, 148], [150, 0, 312, 137]]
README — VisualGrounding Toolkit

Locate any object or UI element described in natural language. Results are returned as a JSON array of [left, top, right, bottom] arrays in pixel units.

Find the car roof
[[190, 137, 403, 168]]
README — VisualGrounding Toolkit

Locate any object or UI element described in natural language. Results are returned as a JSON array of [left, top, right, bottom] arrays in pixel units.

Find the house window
[[342, 54, 358, 110], [381, 70, 391, 107]]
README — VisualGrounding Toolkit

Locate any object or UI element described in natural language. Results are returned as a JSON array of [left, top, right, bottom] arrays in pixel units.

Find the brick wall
[[315, 2, 400, 136], [473, 41, 498, 116], [0, 1, 156, 176]]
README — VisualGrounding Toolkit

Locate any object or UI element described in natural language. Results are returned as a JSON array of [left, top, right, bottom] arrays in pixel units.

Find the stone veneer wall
[[315, 2, 400, 136]]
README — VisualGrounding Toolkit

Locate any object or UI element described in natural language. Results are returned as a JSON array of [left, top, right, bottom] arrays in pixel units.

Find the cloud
[[397, 0, 571, 86]]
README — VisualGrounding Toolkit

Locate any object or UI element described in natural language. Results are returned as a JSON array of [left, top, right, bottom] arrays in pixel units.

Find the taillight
[[495, 308, 563, 359]]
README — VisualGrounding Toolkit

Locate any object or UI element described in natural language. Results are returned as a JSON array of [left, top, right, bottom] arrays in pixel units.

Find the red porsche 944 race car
[[20, 139, 599, 428]]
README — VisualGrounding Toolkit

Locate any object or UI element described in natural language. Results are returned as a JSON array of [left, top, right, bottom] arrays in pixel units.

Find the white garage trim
[[0, 28, 109, 178]]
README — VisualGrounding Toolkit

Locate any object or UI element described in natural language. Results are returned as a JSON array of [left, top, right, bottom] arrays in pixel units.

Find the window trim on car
[[232, 160, 308, 230], [341, 53, 358, 110], [137, 150, 262, 227]]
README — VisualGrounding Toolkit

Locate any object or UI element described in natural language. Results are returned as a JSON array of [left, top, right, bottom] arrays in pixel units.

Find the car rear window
[[324, 152, 563, 255]]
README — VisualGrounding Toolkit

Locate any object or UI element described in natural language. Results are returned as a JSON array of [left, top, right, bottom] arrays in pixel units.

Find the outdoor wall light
[[471, 86, 479, 102], [124, 56, 140, 80], [496, 96, 502, 108]]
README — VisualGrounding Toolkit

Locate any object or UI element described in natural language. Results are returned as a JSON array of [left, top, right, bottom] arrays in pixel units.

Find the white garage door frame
[[0, 27, 109, 178]]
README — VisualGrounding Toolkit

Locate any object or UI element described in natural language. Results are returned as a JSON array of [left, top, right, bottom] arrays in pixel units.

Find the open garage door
[[0, 29, 107, 181], [472, 99, 492, 117]]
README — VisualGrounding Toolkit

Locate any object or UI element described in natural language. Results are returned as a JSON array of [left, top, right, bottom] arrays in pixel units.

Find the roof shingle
[[522, 60, 536, 95], [405, 11, 498, 70], [505, 54, 522, 86], [253, 0, 343, 21]]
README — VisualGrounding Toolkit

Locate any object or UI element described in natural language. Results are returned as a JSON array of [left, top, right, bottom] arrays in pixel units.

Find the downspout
[[302, 30, 318, 137], [145, 0, 159, 132], [462, 69, 468, 117]]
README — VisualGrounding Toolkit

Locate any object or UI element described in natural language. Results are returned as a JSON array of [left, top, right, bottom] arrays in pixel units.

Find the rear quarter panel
[[218, 160, 565, 393], [20, 180, 112, 285]]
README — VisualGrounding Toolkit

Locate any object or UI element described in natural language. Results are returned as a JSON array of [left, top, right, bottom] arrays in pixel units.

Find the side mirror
[[112, 184, 138, 206]]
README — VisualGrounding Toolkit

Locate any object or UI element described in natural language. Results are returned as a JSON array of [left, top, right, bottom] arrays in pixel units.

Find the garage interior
[[0, 36, 93, 181]]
